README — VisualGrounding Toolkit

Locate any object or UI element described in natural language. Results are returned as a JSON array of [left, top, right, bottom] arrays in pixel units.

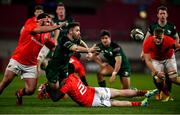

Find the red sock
[[131, 102, 141, 106], [18, 88, 24, 96], [18, 88, 27, 96]]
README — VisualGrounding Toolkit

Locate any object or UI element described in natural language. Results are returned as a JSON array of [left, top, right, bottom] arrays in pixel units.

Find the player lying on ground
[[38, 63, 158, 107]]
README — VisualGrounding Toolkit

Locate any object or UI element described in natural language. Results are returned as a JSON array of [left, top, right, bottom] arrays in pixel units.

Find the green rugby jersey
[[47, 35, 81, 70], [97, 42, 131, 70], [53, 16, 74, 42], [148, 22, 177, 39]]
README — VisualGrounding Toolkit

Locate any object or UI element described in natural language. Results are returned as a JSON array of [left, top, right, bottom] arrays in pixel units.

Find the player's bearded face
[[72, 27, 81, 39], [101, 36, 111, 47]]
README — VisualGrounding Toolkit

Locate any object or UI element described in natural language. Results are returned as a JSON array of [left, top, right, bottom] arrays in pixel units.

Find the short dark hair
[[157, 5, 168, 12], [154, 28, 164, 36], [35, 5, 44, 11], [99, 29, 111, 38], [67, 22, 80, 30], [37, 13, 49, 20], [57, 2, 65, 7]]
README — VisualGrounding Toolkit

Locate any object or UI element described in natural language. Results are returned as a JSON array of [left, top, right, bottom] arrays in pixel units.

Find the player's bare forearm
[[144, 54, 157, 75], [53, 30, 60, 46], [113, 56, 121, 73]]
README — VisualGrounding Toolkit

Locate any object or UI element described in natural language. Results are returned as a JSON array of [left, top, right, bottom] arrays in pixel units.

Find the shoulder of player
[[110, 42, 122, 52], [144, 36, 153, 44], [111, 42, 121, 48], [166, 22, 175, 26], [23, 21, 37, 32], [58, 35, 70, 45], [166, 22, 176, 29], [25, 17, 36, 24], [150, 22, 158, 25], [164, 35, 175, 41]]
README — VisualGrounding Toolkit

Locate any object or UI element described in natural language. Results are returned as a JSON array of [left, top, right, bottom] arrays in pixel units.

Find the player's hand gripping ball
[[130, 28, 144, 41]]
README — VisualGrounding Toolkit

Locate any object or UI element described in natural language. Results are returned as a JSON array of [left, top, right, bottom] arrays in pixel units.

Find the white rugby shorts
[[152, 54, 178, 78], [6, 59, 37, 79], [92, 87, 111, 107]]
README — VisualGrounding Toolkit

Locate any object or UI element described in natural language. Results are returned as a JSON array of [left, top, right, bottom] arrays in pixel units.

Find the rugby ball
[[130, 28, 144, 41]]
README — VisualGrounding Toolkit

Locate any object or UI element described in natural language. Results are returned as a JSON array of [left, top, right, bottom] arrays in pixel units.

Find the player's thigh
[[165, 55, 177, 72], [3, 69, 17, 82], [165, 56, 178, 79]]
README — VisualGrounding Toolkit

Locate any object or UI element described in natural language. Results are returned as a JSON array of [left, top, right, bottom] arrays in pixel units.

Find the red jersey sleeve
[[24, 17, 36, 26]]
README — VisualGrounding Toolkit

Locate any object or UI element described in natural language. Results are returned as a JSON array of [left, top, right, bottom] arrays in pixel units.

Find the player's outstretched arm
[[32, 22, 66, 34]]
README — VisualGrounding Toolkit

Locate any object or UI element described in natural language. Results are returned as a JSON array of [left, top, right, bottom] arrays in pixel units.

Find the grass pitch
[[0, 73, 180, 114]]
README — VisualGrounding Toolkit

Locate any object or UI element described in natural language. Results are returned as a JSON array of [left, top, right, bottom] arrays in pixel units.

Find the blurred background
[[0, 0, 180, 73]]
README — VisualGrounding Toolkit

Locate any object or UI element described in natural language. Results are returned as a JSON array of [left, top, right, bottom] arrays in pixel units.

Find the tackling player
[[40, 63, 158, 107], [69, 53, 88, 86], [143, 28, 180, 102]]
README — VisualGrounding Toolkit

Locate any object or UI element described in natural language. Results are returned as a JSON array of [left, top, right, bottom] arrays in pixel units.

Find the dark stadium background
[[0, 0, 180, 73]]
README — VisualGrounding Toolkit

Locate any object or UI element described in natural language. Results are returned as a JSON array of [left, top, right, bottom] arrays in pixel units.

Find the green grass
[[0, 73, 180, 114]]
